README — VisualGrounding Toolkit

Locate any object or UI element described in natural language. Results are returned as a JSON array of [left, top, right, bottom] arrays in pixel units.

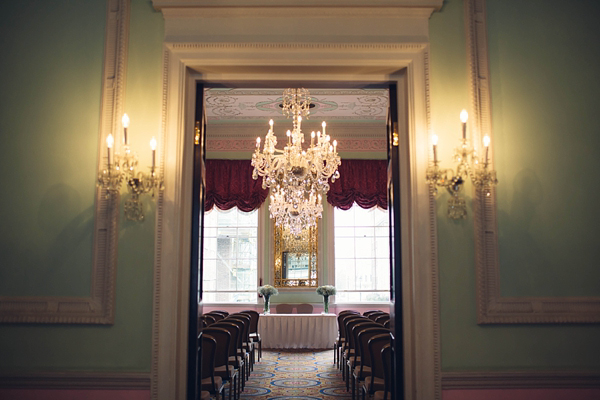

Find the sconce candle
[[150, 137, 157, 168], [483, 135, 490, 166], [432, 134, 438, 164], [460, 109, 468, 140], [122, 113, 130, 145], [106, 134, 114, 166]]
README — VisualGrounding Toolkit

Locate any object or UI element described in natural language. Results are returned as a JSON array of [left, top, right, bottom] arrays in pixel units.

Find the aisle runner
[[238, 349, 351, 399]]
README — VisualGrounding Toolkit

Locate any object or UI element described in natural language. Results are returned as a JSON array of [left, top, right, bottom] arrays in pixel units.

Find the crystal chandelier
[[97, 114, 164, 221], [251, 88, 341, 235], [426, 109, 498, 219]]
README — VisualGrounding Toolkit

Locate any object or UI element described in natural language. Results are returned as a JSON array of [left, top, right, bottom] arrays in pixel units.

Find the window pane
[[203, 207, 258, 303], [335, 205, 390, 303]]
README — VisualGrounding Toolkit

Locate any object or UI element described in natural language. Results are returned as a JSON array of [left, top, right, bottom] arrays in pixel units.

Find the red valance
[[327, 159, 388, 210], [205, 159, 268, 212]]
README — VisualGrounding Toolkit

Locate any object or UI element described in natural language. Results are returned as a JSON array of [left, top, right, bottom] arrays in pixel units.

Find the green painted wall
[[0, 0, 163, 372], [1, 0, 598, 376], [432, 0, 600, 371]]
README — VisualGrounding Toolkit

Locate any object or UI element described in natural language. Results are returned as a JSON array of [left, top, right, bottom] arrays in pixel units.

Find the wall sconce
[[426, 109, 497, 219], [97, 114, 164, 221]]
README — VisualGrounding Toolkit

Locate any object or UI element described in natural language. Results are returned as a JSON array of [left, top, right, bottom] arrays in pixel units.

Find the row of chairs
[[334, 310, 394, 400], [199, 310, 262, 400]]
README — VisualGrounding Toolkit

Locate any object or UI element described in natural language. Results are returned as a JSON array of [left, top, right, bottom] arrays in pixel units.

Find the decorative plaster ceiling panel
[[205, 88, 389, 122]]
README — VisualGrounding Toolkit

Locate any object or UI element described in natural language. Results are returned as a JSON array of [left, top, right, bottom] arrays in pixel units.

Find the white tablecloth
[[257, 313, 337, 349]]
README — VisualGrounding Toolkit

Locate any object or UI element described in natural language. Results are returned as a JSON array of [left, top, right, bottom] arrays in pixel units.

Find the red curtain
[[205, 159, 268, 212], [327, 159, 388, 210]]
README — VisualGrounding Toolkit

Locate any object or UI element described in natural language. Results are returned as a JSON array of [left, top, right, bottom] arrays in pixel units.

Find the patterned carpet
[[235, 349, 352, 399]]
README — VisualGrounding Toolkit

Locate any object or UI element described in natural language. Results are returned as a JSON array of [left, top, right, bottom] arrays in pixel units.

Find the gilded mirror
[[274, 225, 318, 288]]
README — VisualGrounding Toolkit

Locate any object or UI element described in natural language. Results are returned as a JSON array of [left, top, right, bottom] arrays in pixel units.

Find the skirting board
[[0, 371, 150, 390], [442, 371, 600, 389]]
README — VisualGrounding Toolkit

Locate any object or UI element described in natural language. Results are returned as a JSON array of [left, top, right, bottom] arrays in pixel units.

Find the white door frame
[[151, 40, 441, 400]]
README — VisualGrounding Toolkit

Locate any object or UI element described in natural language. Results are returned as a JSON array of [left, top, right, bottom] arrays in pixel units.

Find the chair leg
[[351, 374, 355, 399]]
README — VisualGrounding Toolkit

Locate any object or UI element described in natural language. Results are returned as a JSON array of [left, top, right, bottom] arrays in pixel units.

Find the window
[[202, 207, 258, 303], [334, 205, 390, 302]]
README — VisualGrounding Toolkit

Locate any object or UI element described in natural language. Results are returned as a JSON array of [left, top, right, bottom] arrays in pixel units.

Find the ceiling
[[203, 88, 389, 153], [204, 88, 389, 123]]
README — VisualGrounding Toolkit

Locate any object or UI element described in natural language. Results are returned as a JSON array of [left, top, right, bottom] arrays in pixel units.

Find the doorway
[[153, 42, 439, 400]]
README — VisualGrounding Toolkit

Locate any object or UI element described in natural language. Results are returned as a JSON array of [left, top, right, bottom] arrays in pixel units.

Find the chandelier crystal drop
[[251, 88, 341, 235]]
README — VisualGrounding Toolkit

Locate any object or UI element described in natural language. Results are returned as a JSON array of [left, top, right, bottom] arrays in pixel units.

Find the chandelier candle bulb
[[460, 109, 468, 140], [122, 113, 130, 145]]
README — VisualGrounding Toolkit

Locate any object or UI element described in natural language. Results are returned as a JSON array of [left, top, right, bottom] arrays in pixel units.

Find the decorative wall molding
[[0, 371, 150, 390], [442, 370, 600, 389], [0, 0, 129, 325], [465, 0, 600, 324]]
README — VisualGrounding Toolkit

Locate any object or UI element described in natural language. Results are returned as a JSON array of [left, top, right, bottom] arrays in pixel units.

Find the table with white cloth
[[257, 313, 337, 349]]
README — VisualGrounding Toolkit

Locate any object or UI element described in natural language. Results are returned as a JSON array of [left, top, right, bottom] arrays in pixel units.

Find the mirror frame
[[273, 224, 318, 288]]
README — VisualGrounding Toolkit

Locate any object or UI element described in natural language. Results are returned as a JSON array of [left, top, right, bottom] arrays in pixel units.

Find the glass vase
[[263, 296, 270, 314], [323, 295, 329, 314]]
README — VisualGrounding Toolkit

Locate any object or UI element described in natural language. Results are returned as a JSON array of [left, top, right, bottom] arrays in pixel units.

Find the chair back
[[200, 333, 217, 379], [240, 310, 260, 334], [345, 318, 371, 355], [275, 303, 294, 314], [339, 314, 364, 342], [202, 327, 231, 369], [381, 343, 394, 399], [228, 314, 251, 343], [201, 314, 216, 326], [205, 312, 225, 322], [363, 310, 382, 317], [367, 311, 386, 321], [375, 314, 390, 325], [296, 303, 313, 314], [210, 310, 229, 317], [383, 319, 390, 329], [357, 327, 390, 372], [211, 321, 240, 360], [222, 318, 244, 352], [350, 322, 380, 363], [368, 333, 392, 382]]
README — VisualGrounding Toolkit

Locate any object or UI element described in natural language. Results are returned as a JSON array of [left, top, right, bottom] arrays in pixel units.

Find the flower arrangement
[[258, 285, 279, 314], [316, 285, 336, 313], [316, 285, 337, 296]]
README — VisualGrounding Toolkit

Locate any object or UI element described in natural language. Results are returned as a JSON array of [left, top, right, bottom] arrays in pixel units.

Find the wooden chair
[[201, 314, 216, 326], [341, 317, 370, 381], [219, 318, 247, 391], [373, 344, 393, 400], [374, 314, 390, 325], [227, 314, 254, 378], [199, 333, 225, 400], [202, 327, 235, 400], [361, 333, 392, 400], [211, 322, 242, 399], [240, 310, 262, 362], [296, 303, 313, 314], [275, 303, 294, 314], [352, 327, 389, 400], [206, 312, 225, 322], [334, 310, 360, 365], [345, 321, 380, 391], [362, 310, 382, 317], [210, 310, 229, 317], [338, 314, 364, 370], [367, 311, 386, 321]]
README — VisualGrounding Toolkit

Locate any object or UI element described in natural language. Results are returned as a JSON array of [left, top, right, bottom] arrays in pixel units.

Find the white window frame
[[201, 205, 265, 304], [330, 202, 391, 305]]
